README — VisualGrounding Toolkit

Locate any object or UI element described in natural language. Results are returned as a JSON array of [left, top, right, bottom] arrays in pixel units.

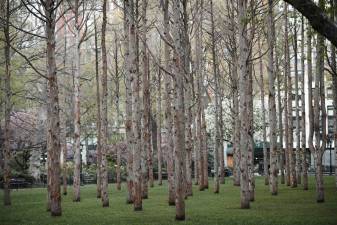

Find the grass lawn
[[0, 176, 336, 225]]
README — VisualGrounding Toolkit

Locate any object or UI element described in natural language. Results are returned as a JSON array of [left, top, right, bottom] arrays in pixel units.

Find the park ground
[[0, 176, 337, 225]]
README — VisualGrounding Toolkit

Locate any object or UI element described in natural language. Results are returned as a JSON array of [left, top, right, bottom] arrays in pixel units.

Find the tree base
[[51, 211, 62, 216], [175, 215, 185, 221], [134, 206, 143, 211], [168, 201, 175, 206]]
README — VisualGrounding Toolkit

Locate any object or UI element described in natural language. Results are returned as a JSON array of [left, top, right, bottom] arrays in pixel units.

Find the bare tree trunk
[[172, 0, 186, 219], [113, 31, 122, 191], [2, 0, 11, 206], [219, 91, 225, 185], [332, 0, 337, 191], [210, 0, 219, 194], [313, 0, 327, 202], [195, 0, 205, 191], [73, 0, 82, 202], [157, 68, 162, 186], [162, 0, 175, 205], [307, 25, 314, 192], [60, 22, 68, 196], [238, 0, 250, 209], [276, 36, 285, 185], [45, 0, 61, 216], [94, 15, 102, 199], [300, 16, 308, 190], [293, 11, 301, 185], [130, 0, 142, 211], [267, 0, 278, 195], [258, 39, 269, 186], [124, 0, 134, 204], [101, 0, 109, 207], [141, 0, 149, 199]]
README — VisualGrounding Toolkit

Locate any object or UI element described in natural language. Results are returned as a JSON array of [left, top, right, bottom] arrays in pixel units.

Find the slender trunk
[[301, 16, 308, 190], [3, 0, 11, 206], [293, 11, 301, 186], [307, 25, 314, 191], [141, 0, 149, 199], [101, 0, 109, 207], [219, 92, 225, 185], [73, 0, 81, 202], [210, 0, 219, 194], [114, 31, 122, 191], [267, 0, 278, 195], [313, 1, 326, 202], [172, 0, 186, 219], [332, 0, 337, 191], [124, 0, 134, 204], [238, 0, 250, 209], [130, 0, 142, 211], [60, 23, 68, 196], [163, 0, 175, 205], [195, 0, 205, 191], [94, 16, 102, 199], [45, 0, 61, 216], [258, 40, 269, 186], [157, 68, 162, 186]]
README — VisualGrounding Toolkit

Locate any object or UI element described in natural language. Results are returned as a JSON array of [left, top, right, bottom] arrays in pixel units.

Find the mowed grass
[[0, 176, 337, 225]]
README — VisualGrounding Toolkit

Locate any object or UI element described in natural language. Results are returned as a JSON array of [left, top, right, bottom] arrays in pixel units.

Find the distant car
[[211, 167, 233, 177]]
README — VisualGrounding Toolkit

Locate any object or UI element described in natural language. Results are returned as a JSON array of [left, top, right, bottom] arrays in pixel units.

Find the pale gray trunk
[[124, 0, 134, 204], [2, 0, 11, 206], [94, 16, 102, 199], [293, 11, 301, 185], [267, 0, 278, 195], [157, 69, 162, 186], [73, 0, 81, 202], [130, 0, 142, 211], [210, 0, 219, 194], [258, 39, 269, 186], [101, 0, 109, 207], [172, 0, 186, 219], [301, 16, 308, 190], [162, 0, 175, 205], [238, 0, 250, 209], [141, 0, 149, 199]]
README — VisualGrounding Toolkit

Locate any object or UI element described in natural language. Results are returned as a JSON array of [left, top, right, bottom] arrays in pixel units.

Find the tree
[[94, 15, 102, 199], [123, 0, 134, 204], [284, 0, 337, 47], [210, 0, 219, 194], [45, 0, 62, 216], [172, 0, 186, 219], [238, 0, 250, 209], [2, 0, 11, 206], [267, 0, 278, 195], [162, 0, 175, 205], [100, 0, 109, 207]]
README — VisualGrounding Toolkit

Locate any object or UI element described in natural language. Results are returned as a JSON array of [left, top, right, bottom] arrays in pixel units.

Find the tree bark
[[283, 3, 291, 187], [141, 0, 150, 199], [301, 16, 308, 190], [210, 0, 219, 194], [73, 0, 82, 202], [157, 68, 162, 186], [100, 0, 109, 207], [267, 0, 278, 195], [45, 0, 62, 216], [124, 0, 134, 204], [130, 0, 142, 211], [162, 0, 175, 205], [293, 11, 301, 185], [258, 40, 269, 186], [3, 0, 11, 206], [284, 0, 337, 47], [94, 15, 102, 199], [238, 0, 250, 209], [172, 0, 186, 219]]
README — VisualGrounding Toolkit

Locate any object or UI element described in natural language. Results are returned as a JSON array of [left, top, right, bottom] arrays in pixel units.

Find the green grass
[[0, 177, 337, 225]]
